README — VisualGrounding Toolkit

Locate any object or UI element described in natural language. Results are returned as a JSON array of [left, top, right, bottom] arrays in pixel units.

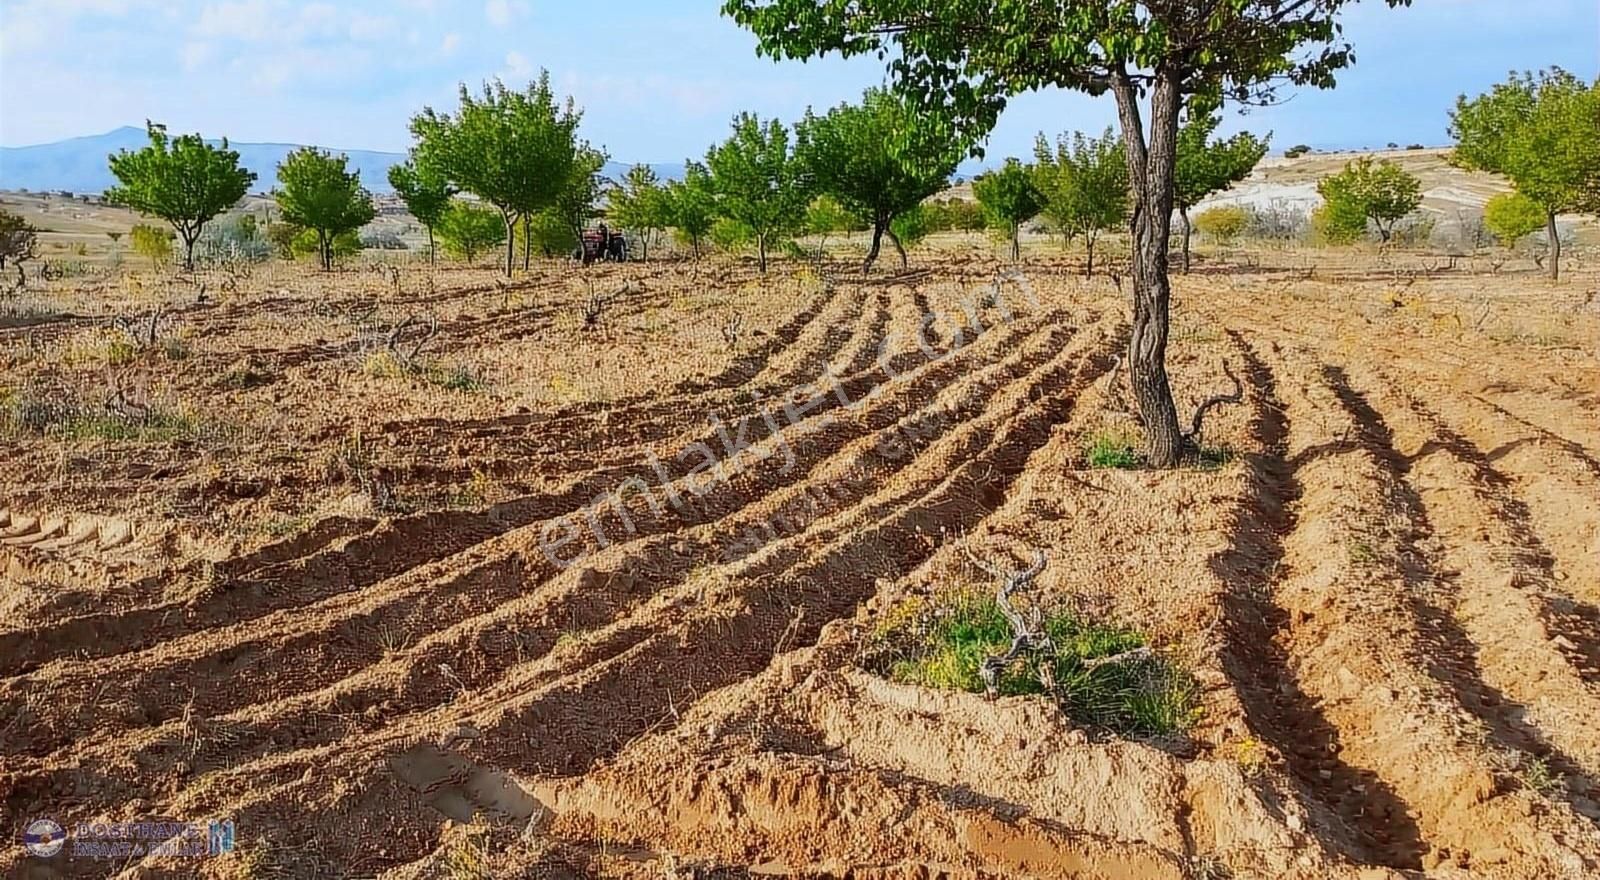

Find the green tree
[[794, 88, 959, 270], [104, 122, 256, 270], [1451, 69, 1600, 280], [437, 200, 507, 262], [705, 113, 810, 273], [973, 159, 1043, 262], [665, 161, 718, 259], [1482, 192, 1547, 250], [609, 164, 671, 260], [0, 210, 38, 268], [1033, 128, 1128, 275], [274, 148, 377, 271], [410, 75, 584, 276], [1316, 157, 1422, 243], [1173, 106, 1269, 271], [387, 159, 454, 264], [723, 0, 1412, 466]]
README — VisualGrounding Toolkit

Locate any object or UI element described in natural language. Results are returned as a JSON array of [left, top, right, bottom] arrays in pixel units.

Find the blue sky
[[1, 0, 1594, 163]]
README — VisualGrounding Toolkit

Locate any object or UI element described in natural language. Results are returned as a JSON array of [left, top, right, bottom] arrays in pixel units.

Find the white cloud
[[484, 0, 527, 27], [180, 41, 217, 72], [348, 12, 399, 43], [504, 50, 532, 78], [194, 0, 275, 42], [439, 32, 461, 56]]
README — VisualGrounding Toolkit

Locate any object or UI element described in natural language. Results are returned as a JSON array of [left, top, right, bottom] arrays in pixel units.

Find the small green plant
[[1347, 539, 1378, 565], [425, 363, 486, 393], [1518, 754, 1563, 795], [866, 587, 1198, 737], [1084, 425, 1142, 469]]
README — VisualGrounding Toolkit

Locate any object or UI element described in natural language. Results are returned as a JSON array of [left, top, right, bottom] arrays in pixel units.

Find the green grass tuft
[[871, 589, 1199, 737], [1083, 426, 1143, 469]]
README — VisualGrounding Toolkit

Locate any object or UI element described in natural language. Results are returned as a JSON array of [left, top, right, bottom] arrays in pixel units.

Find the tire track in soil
[[0, 286, 880, 678], [1211, 333, 1427, 869], [131, 327, 1111, 878], [1321, 365, 1600, 828], [0, 309, 1077, 773], [1345, 365, 1600, 792], [1221, 341, 1600, 875], [1378, 370, 1600, 609]]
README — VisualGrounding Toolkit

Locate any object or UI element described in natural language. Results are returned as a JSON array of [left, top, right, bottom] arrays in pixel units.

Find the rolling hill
[[0, 126, 684, 195]]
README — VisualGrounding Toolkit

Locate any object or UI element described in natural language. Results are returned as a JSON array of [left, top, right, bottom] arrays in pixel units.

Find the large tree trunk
[[1112, 69, 1185, 468], [1084, 232, 1096, 278], [1180, 206, 1192, 274], [1546, 210, 1561, 281], [523, 215, 532, 271], [757, 232, 768, 273], [863, 220, 885, 272], [1010, 222, 1020, 262]]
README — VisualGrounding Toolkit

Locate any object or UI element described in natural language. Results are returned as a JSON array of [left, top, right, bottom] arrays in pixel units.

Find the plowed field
[[2, 250, 1598, 878]]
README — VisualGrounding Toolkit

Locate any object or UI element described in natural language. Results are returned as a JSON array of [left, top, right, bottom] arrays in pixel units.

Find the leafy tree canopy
[[794, 88, 959, 268], [1316, 157, 1421, 242], [410, 73, 585, 274], [1451, 68, 1599, 278], [665, 161, 719, 259], [388, 158, 455, 260], [1033, 127, 1129, 271], [1481, 192, 1546, 249], [274, 147, 377, 270], [1174, 105, 1270, 212], [105, 122, 256, 269], [0, 210, 38, 268], [705, 112, 811, 272], [609, 164, 673, 259], [972, 158, 1043, 260], [437, 200, 507, 261]]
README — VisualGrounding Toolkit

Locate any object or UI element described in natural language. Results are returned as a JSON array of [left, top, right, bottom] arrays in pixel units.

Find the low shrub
[[864, 588, 1199, 736], [1192, 205, 1250, 243]]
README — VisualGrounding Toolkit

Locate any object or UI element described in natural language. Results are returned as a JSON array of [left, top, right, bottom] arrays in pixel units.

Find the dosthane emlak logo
[[22, 817, 234, 860]]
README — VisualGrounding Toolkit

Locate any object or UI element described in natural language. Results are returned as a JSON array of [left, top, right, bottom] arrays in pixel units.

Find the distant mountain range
[[0, 126, 687, 196]]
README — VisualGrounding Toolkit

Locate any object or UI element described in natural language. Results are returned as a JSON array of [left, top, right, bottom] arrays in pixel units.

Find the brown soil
[[1, 247, 1597, 879]]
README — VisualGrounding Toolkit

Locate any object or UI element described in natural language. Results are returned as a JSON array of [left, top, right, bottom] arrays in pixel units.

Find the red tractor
[[575, 227, 628, 265]]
